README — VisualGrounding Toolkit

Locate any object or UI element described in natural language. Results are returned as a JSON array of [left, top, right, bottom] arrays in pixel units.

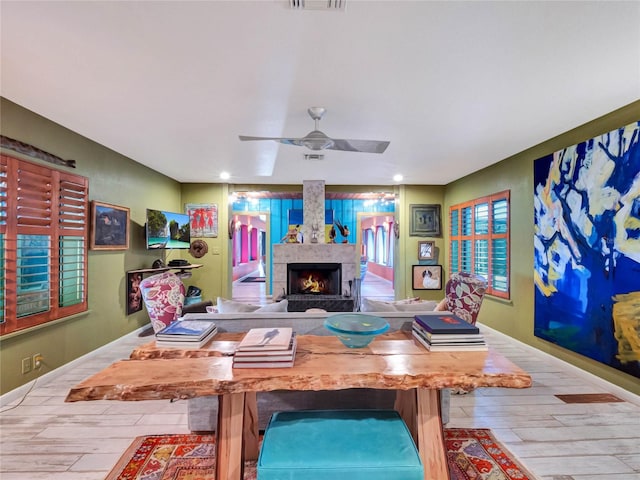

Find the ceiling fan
[[239, 107, 390, 154]]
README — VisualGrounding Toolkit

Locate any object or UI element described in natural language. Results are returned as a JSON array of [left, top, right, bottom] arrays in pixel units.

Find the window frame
[[449, 190, 510, 299], [1, 154, 89, 335]]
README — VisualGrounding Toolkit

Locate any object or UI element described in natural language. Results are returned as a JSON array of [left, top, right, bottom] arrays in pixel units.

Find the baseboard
[[478, 322, 640, 406], [0, 326, 147, 407]]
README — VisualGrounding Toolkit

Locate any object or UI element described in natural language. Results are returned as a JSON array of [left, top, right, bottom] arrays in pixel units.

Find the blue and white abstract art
[[533, 121, 640, 379]]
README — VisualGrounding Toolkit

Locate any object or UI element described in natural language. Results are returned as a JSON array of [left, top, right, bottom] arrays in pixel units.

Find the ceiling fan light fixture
[[289, 0, 346, 11], [301, 130, 334, 150], [302, 138, 334, 150]]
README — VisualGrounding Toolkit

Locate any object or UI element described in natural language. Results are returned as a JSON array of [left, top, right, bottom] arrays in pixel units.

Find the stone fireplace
[[273, 243, 357, 312], [287, 262, 341, 296], [271, 180, 357, 312]]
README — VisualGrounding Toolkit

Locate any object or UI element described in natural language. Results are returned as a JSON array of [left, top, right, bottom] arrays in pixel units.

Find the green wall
[[444, 100, 640, 396], [0, 98, 225, 395], [395, 185, 446, 301], [179, 184, 231, 301]]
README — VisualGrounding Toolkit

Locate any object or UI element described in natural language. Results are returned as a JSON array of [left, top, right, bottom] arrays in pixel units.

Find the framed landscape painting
[[90, 201, 129, 250]]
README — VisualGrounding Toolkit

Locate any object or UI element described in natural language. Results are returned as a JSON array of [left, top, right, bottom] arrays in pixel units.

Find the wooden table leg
[[216, 392, 246, 480], [394, 389, 418, 444], [415, 388, 449, 480], [243, 392, 260, 460]]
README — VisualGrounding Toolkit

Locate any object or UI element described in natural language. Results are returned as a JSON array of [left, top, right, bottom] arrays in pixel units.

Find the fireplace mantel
[[273, 244, 357, 299]]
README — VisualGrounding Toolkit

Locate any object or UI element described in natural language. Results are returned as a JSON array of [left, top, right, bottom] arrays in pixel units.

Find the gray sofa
[[180, 310, 450, 432]]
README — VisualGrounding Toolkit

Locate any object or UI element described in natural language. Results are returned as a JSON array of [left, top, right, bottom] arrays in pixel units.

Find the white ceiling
[[2, 1, 639, 186]]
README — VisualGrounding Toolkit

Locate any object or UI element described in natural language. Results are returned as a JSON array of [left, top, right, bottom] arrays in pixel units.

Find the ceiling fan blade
[[238, 135, 305, 147], [328, 139, 390, 154]]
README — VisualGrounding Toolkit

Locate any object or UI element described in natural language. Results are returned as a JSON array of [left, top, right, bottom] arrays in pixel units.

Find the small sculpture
[[281, 224, 302, 243], [334, 219, 350, 243], [328, 225, 337, 243]]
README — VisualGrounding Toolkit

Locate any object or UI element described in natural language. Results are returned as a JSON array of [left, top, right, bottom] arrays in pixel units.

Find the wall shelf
[[127, 264, 202, 275]]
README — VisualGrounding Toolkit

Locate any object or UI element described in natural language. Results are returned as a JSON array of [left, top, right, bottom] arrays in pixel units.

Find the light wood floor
[[2, 290, 639, 479]]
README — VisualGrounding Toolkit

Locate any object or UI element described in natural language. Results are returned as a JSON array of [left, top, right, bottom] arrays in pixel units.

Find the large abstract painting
[[533, 121, 640, 379]]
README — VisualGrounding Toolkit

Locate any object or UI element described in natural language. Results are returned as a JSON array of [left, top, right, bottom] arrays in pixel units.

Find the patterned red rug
[[106, 428, 534, 480]]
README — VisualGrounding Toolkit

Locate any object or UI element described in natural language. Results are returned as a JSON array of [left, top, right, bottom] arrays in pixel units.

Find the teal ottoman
[[257, 409, 424, 480]]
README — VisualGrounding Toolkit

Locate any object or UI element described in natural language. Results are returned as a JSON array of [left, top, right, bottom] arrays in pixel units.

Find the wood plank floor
[[2, 296, 639, 479]]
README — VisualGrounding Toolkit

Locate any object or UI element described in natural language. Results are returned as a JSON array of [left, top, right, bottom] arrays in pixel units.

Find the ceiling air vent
[[289, 0, 346, 11], [304, 153, 325, 161]]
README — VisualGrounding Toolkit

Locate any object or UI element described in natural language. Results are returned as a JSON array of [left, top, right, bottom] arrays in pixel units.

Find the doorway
[[357, 212, 395, 301], [230, 212, 269, 304]]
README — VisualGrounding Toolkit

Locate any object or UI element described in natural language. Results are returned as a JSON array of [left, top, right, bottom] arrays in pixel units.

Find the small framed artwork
[[90, 201, 130, 250], [412, 265, 443, 290], [409, 204, 441, 237], [126, 271, 144, 315], [418, 240, 435, 260], [186, 203, 218, 238]]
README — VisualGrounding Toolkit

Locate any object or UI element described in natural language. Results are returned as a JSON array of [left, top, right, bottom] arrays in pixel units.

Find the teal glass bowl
[[324, 313, 390, 348]]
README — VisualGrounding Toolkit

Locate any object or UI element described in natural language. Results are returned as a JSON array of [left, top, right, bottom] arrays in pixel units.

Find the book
[[156, 326, 218, 349], [412, 330, 488, 351], [233, 334, 298, 368], [412, 321, 484, 342], [235, 327, 294, 352], [414, 314, 479, 335], [156, 318, 217, 341], [234, 333, 297, 359]]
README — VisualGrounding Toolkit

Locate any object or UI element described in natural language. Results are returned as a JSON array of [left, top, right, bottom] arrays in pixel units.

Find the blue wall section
[[232, 197, 394, 294]]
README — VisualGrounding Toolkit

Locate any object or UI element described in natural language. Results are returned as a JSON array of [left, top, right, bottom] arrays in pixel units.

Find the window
[[449, 190, 510, 298], [1, 155, 89, 334], [375, 225, 387, 265]]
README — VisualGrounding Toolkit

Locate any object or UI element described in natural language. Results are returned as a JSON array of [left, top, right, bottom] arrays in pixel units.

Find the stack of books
[[233, 327, 297, 368], [155, 318, 218, 348], [412, 314, 487, 351]]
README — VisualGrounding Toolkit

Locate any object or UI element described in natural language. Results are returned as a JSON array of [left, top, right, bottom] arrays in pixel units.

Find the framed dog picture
[[412, 265, 443, 290], [418, 241, 435, 260]]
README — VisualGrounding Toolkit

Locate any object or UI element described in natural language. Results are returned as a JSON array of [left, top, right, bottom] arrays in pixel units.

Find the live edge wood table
[[65, 332, 532, 480]]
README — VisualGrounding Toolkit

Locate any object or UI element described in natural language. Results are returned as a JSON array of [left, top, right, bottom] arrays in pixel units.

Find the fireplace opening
[[287, 262, 341, 296]]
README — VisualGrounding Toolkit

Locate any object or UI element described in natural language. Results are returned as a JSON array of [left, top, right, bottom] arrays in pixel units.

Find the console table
[[66, 332, 531, 480]]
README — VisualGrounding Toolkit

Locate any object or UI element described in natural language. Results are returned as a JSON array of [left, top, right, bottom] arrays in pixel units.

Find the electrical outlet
[[21, 357, 32, 374], [33, 353, 43, 369]]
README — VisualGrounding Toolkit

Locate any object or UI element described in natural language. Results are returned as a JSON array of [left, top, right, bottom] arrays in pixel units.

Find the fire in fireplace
[[287, 262, 341, 295]]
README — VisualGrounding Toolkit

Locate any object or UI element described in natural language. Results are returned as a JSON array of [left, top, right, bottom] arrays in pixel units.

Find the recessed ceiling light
[[393, 174, 403, 182], [220, 171, 230, 180]]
